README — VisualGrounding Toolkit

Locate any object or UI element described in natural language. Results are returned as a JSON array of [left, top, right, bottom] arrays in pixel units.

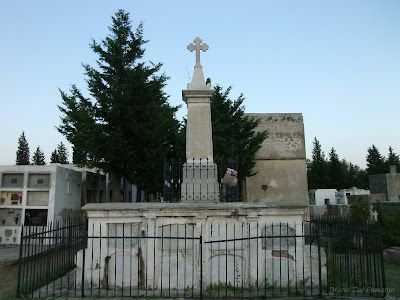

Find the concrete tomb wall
[[369, 168, 400, 202], [76, 202, 324, 290], [244, 113, 308, 204]]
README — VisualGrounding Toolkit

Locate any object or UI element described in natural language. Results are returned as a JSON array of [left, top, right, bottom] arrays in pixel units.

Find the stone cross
[[372, 210, 378, 221], [187, 37, 209, 67]]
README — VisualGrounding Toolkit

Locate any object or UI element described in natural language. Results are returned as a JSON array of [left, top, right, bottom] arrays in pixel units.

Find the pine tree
[[307, 137, 329, 189], [57, 142, 69, 164], [58, 10, 179, 202], [16, 131, 30, 165], [366, 145, 386, 175], [50, 149, 59, 163], [31, 146, 46, 165], [346, 162, 357, 187], [327, 147, 344, 189], [341, 161, 369, 189], [210, 85, 268, 181], [386, 146, 400, 172], [72, 146, 88, 165], [341, 159, 351, 189], [354, 169, 369, 189]]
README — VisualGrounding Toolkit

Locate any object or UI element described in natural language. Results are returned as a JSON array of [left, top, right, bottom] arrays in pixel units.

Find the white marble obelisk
[[181, 37, 219, 202]]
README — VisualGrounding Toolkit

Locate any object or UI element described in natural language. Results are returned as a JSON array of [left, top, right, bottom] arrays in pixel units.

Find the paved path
[[0, 244, 20, 265], [0, 243, 53, 265]]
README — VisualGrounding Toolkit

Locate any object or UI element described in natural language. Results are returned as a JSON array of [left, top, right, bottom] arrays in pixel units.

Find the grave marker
[[182, 37, 219, 201]]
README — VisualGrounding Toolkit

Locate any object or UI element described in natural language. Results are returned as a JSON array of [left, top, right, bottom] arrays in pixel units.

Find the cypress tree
[[366, 145, 386, 175], [72, 146, 88, 165], [327, 147, 344, 189], [307, 137, 329, 189], [386, 146, 400, 172], [57, 142, 69, 164], [50, 149, 59, 163], [16, 131, 30, 165], [32, 146, 46, 165], [210, 85, 268, 182]]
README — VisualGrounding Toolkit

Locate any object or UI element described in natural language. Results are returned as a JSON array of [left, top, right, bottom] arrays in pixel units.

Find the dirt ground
[[0, 263, 19, 299]]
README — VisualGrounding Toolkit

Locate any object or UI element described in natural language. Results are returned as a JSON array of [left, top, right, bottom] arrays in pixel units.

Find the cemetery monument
[[77, 37, 318, 293], [181, 37, 219, 202]]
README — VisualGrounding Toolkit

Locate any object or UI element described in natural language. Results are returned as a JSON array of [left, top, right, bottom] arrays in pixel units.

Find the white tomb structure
[[0, 165, 82, 244], [77, 38, 322, 294]]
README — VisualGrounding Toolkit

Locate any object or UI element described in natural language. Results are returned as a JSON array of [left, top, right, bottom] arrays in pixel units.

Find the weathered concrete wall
[[246, 160, 308, 203], [53, 166, 82, 220], [309, 205, 349, 217], [347, 193, 385, 205], [369, 174, 388, 200], [244, 113, 308, 203], [369, 173, 400, 202], [246, 113, 305, 160], [368, 193, 386, 203], [77, 202, 321, 290], [373, 201, 400, 213], [387, 173, 400, 201], [335, 187, 370, 205]]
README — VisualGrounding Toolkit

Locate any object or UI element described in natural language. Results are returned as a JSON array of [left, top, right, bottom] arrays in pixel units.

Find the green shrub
[[378, 209, 400, 248], [349, 195, 371, 222]]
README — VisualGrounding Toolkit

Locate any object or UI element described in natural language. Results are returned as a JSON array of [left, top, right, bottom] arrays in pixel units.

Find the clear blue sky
[[1, 0, 399, 169]]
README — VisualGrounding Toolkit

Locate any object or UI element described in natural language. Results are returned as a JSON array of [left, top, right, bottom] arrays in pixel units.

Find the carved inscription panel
[[245, 113, 305, 160]]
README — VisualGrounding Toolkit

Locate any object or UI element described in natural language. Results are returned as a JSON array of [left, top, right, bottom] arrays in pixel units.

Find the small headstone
[[372, 210, 378, 221], [383, 247, 400, 264]]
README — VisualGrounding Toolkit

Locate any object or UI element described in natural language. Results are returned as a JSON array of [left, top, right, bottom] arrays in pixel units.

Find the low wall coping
[[82, 201, 308, 215]]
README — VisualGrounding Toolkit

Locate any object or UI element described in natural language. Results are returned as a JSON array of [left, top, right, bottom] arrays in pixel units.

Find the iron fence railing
[[310, 216, 386, 297], [16, 218, 86, 298], [17, 217, 386, 299], [163, 158, 240, 203]]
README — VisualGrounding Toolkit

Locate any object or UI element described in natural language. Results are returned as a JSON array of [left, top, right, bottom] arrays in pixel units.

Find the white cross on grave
[[372, 210, 378, 221], [187, 37, 209, 67]]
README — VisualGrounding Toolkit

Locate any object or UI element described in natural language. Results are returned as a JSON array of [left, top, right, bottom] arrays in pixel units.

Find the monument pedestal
[[181, 161, 219, 202]]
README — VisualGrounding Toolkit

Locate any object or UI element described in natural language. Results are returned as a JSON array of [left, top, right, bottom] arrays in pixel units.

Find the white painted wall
[[0, 165, 82, 244], [53, 166, 82, 221], [75, 202, 325, 290], [313, 189, 337, 206], [335, 187, 370, 205]]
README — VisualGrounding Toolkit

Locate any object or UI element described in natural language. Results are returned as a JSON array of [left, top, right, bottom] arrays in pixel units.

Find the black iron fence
[[310, 216, 386, 297], [17, 217, 387, 298], [163, 158, 240, 203], [16, 218, 86, 298]]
